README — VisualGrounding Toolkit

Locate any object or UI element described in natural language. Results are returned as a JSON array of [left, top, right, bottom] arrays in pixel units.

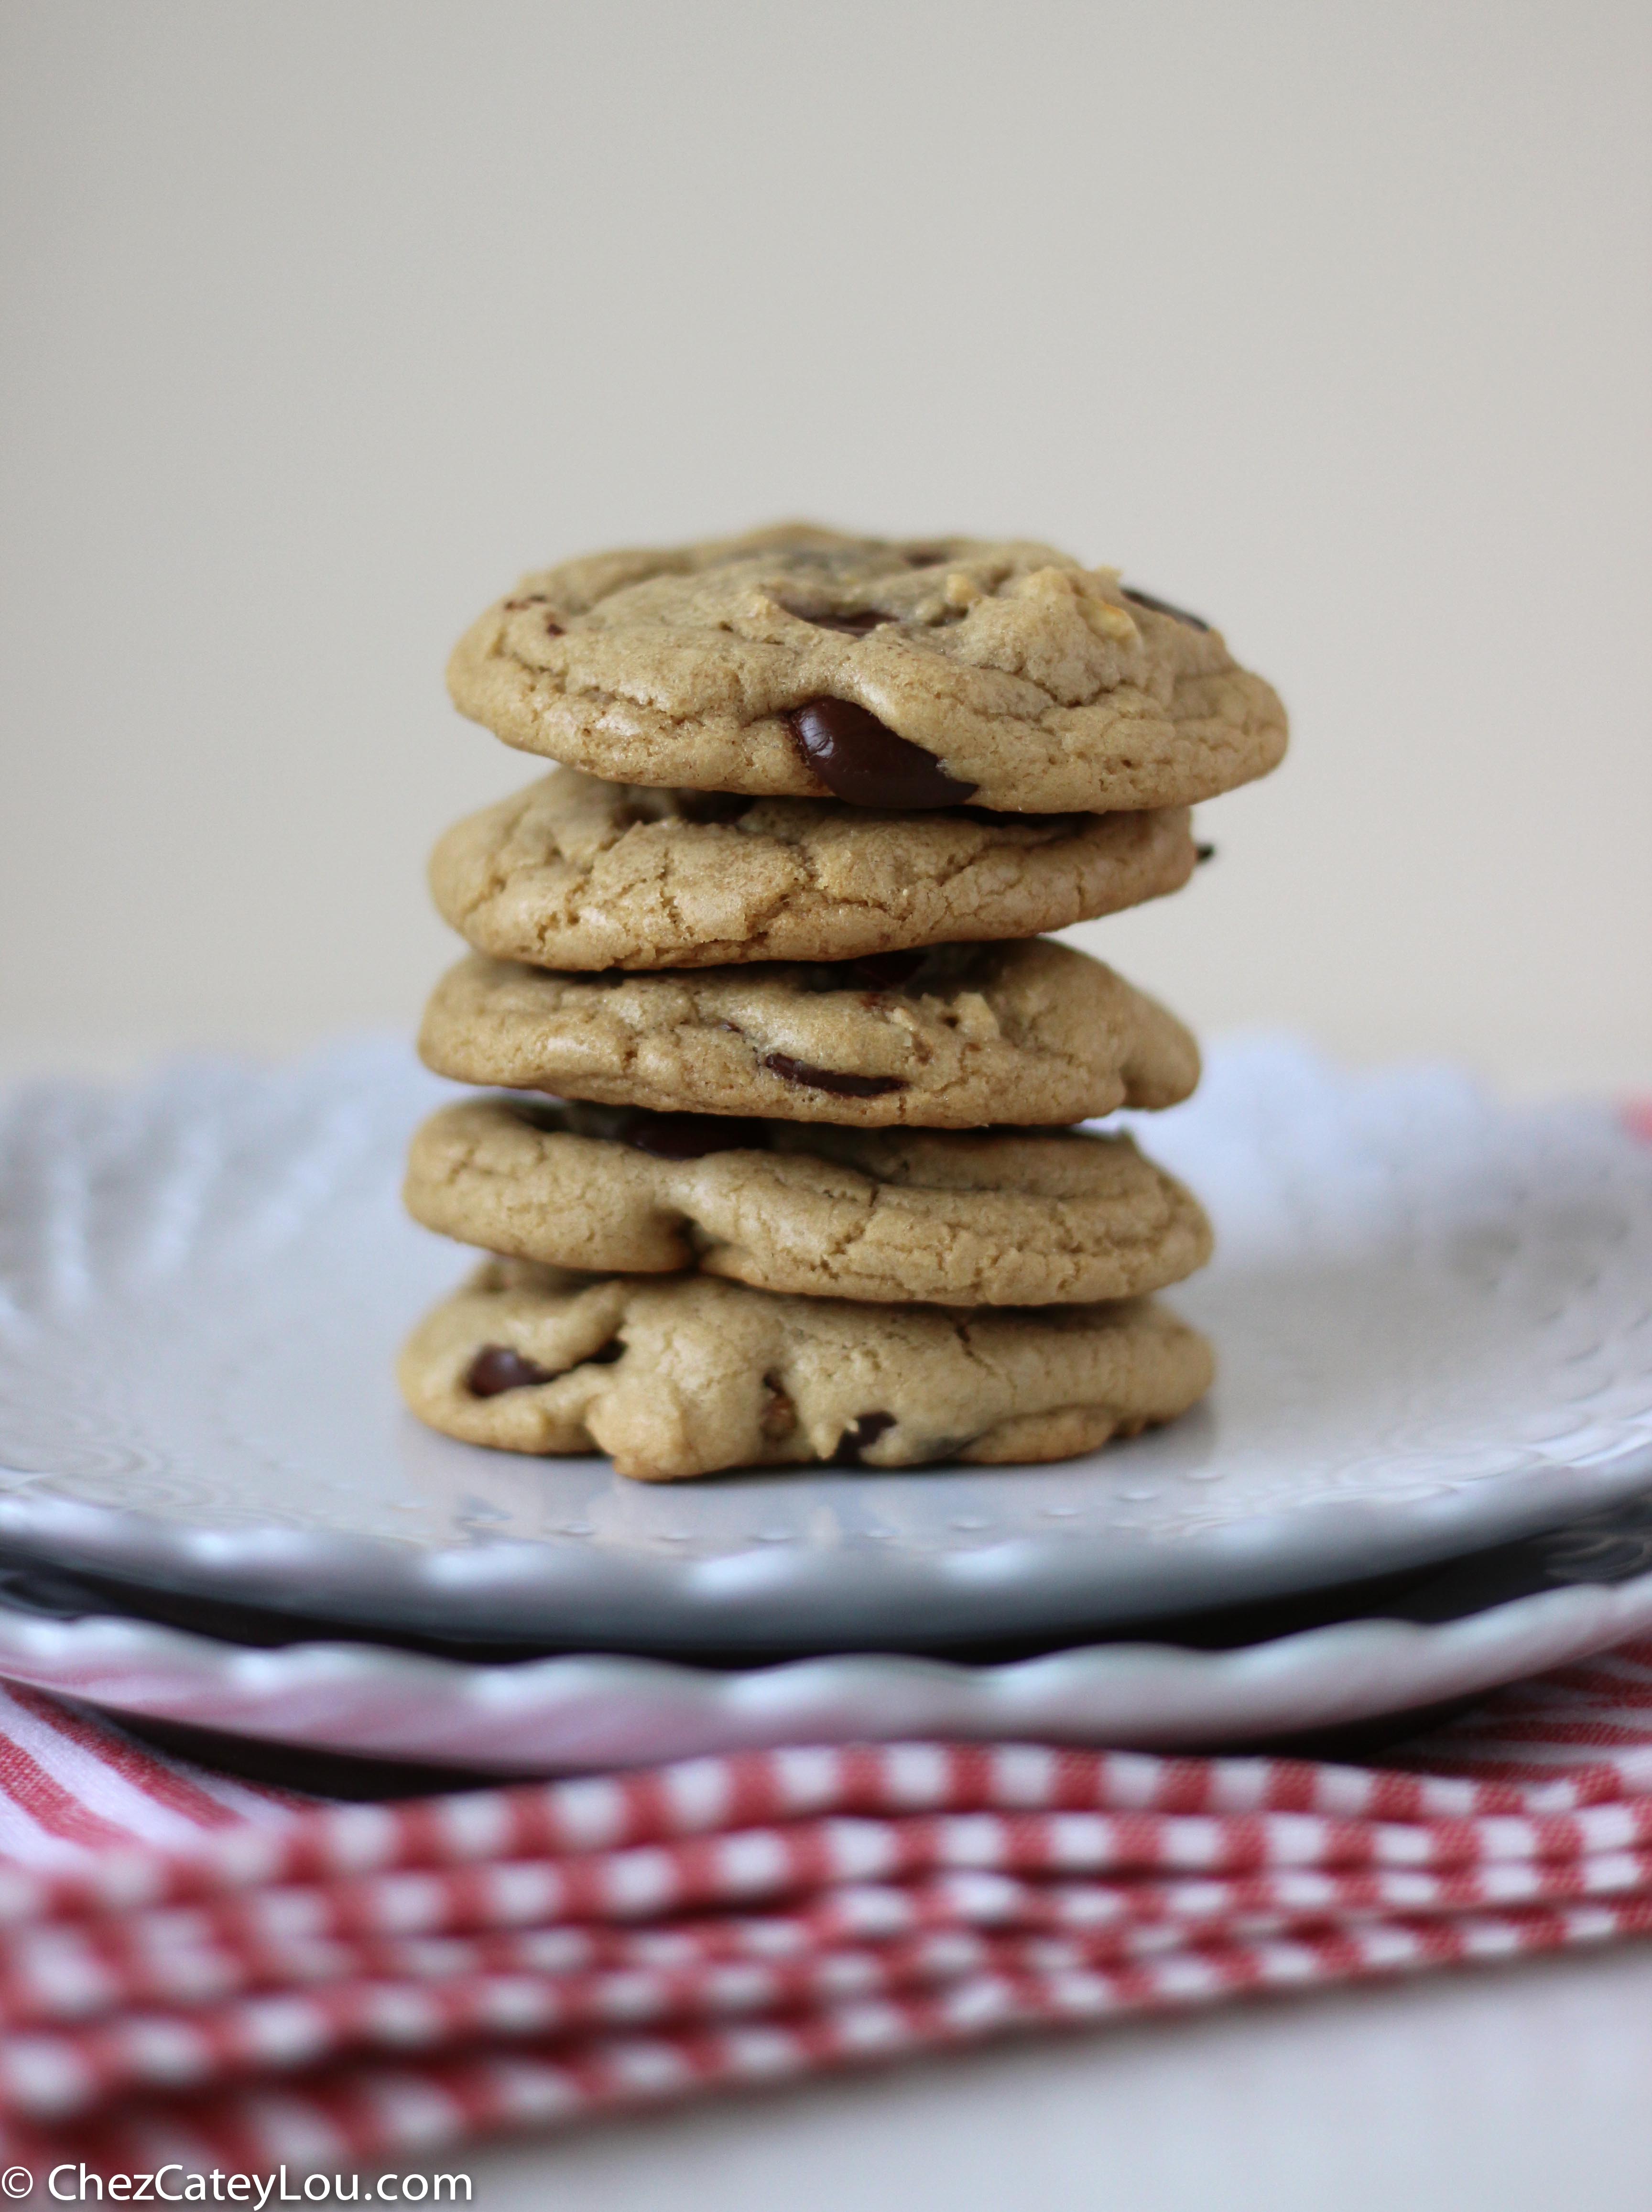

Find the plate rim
[[2, 1443, 1652, 1654], [1, 1566, 1649, 1771]]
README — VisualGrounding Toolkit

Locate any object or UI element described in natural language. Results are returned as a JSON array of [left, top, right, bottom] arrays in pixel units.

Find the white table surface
[[451, 1941, 1652, 2211]]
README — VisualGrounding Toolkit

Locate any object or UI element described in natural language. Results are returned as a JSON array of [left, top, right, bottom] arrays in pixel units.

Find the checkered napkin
[[0, 1650, 1649, 2176]]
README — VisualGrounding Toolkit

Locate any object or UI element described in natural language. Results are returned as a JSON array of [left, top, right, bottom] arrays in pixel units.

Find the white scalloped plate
[[0, 1038, 1649, 1655], [4, 1553, 1652, 1770]]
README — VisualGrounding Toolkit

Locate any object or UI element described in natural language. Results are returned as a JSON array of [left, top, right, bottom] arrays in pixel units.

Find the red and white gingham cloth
[[0, 1645, 1650, 2174]]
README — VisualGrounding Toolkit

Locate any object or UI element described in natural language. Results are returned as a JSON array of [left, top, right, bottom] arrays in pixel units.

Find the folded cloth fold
[[0, 1642, 1651, 2173]]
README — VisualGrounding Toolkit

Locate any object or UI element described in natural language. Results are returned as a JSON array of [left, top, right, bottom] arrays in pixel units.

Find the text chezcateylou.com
[[27, 2172, 473, 2203]]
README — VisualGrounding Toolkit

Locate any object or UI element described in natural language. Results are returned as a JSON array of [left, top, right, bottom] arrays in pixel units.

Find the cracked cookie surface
[[431, 767, 1198, 970], [447, 523, 1287, 815], [405, 1096, 1213, 1306], [398, 1256, 1214, 1479], [417, 939, 1200, 1129]]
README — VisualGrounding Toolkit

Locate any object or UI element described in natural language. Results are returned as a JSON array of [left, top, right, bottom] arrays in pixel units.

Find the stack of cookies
[[399, 526, 1286, 1482]]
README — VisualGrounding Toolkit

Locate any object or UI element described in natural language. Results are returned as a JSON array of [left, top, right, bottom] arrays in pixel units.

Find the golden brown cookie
[[405, 1095, 1213, 1305], [430, 767, 1198, 970], [447, 524, 1286, 815], [397, 1257, 1214, 1480], [417, 939, 1200, 1129]]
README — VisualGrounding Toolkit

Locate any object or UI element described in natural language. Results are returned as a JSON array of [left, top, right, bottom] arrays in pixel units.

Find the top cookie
[[447, 524, 1287, 815]]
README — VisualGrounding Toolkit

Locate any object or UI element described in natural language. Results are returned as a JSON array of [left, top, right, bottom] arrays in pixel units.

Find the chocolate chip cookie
[[417, 939, 1200, 1129], [397, 1256, 1215, 1480], [446, 524, 1287, 815], [405, 1096, 1213, 1305], [431, 767, 1198, 970]]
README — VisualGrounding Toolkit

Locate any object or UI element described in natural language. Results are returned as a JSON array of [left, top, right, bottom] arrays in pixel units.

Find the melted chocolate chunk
[[675, 790, 756, 826], [761, 1054, 907, 1100], [832, 1411, 897, 1465], [466, 1345, 556, 1398], [1121, 585, 1211, 633], [784, 699, 977, 810], [1195, 842, 1217, 865], [620, 1111, 770, 1160]]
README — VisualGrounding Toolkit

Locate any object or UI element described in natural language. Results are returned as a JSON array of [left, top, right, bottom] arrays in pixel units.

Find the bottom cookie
[[398, 1258, 1214, 1481]]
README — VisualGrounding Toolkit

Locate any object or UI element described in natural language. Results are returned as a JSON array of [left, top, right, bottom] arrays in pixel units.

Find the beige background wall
[[2, 0, 1648, 1090]]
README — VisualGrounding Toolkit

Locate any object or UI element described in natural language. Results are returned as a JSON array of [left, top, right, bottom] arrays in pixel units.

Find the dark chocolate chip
[[784, 698, 978, 810], [1121, 586, 1211, 633], [675, 791, 756, 826], [832, 1411, 896, 1465], [465, 1345, 555, 1398], [1195, 842, 1217, 865], [620, 1111, 771, 1160], [761, 1053, 907, 1100], [544, 612, 565, 636]]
